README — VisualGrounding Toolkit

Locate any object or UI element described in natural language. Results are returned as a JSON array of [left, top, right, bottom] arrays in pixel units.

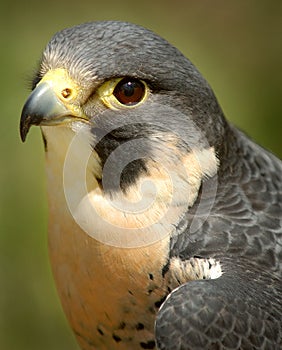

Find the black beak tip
[[20, 126, 27, 142], [20, 114, 31, 142]]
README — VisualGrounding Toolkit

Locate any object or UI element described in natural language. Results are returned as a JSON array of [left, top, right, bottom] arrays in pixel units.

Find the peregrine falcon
[[20, 21, 282, 349]]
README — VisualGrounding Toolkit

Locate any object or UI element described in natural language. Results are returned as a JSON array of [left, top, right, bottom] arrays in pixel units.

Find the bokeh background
[[1, 0, 281, 349]]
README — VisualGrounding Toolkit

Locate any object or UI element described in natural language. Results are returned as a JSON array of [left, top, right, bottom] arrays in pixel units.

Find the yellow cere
[[40, 68, 82, 104]]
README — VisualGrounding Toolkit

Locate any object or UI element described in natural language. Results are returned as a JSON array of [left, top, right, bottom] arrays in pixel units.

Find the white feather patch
[[165, 256, 223, 292]]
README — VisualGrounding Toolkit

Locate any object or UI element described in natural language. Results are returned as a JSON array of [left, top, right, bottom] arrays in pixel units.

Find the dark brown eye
[[113, 78, 146, 105]]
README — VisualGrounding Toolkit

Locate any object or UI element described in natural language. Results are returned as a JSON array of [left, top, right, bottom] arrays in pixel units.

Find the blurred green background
[[1, 0, 281, 349]]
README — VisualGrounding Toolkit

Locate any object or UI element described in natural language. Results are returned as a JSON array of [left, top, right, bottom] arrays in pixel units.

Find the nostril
[[61, 88, 72, 99]]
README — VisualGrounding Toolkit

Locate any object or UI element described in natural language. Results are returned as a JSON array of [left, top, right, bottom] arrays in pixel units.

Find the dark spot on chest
[[154, 295, 167, 309], [136, 322, 145, 330], [118, 321, 126, 330], [112, 333, 122, 342], [162, 261, 170, 277], [97, 327, 104, 336], [140, 340, 156, 349]]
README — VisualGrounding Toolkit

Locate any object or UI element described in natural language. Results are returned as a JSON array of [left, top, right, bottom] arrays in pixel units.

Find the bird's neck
[[40, 124, 173, 349]]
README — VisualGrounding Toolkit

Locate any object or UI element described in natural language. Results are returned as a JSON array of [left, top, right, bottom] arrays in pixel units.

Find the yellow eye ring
[[98, 77, 149, 110]]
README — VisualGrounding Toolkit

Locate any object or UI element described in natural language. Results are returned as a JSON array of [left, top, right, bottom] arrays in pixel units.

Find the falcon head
[[20, 21, 222, 247]]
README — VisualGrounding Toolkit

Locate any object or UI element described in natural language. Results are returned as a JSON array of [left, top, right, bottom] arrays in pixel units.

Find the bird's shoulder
[[170, 127, 282, 272]]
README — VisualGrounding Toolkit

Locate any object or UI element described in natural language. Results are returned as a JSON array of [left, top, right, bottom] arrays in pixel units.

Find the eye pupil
[[122, 82, 135, 97], [113, 78, 145, 105]]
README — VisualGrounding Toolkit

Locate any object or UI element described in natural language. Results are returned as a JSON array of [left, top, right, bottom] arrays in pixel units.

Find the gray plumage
[[21, 21, 282, 349], [158, 131, 282, 349]]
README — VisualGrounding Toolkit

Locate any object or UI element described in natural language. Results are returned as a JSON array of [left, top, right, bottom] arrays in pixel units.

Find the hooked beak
[[20, 69, 88, 142]]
